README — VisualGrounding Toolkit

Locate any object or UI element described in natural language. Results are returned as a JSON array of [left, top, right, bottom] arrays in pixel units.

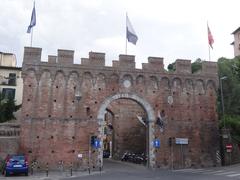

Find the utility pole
[[220, 76, 227, 128]]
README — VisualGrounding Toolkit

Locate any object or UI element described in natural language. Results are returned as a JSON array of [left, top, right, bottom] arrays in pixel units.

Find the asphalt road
[[1, 159, 240, 180], [61, 159, 240, 180]]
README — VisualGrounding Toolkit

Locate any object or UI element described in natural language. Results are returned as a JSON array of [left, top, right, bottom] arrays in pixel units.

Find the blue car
[[3, 155, 29, 176]]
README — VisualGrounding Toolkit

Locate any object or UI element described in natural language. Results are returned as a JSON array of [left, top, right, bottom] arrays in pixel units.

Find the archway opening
[[102, 98, 148, 165]]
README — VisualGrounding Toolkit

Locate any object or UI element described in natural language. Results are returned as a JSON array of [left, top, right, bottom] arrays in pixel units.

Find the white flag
[[27, 3, 36, 33], [126, 15, 138, 45]]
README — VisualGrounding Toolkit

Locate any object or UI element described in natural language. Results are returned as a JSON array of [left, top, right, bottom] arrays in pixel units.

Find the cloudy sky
[[0, 0, 239, 68]]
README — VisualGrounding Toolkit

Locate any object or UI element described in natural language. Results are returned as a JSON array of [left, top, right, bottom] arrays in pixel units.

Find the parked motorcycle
[[121, 152, 147, 164]]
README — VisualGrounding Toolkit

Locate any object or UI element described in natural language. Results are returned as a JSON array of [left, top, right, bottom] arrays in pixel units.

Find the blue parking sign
[[94, 139, 101, 149], [153, 139, 160, 148]]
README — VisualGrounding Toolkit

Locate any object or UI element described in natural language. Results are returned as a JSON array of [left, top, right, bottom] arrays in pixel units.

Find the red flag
[[208, 24, 214, 49]]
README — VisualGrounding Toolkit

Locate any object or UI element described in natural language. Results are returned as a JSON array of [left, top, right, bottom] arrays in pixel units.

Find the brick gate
[[20, 47, 219, 169]]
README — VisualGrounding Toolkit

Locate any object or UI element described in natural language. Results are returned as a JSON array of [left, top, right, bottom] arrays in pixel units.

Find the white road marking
[[226, 173, 240, 177], [215, 171, 236, 175], [173, 169, 203, 172], [202, 170, 225, 174]]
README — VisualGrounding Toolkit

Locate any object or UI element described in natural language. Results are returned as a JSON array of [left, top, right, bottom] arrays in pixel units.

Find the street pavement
[[1, 159, 240, 180]]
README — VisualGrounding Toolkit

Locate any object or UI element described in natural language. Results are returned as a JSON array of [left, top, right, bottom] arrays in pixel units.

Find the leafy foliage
[[167, 62, 175, 72], [218, 57, 240, 115], [167, 58, 203, 73], [218, 56, 240, 142], [191, 58, 202, 73], [220, 115, 240, 142], [0, 92, 21, 123]]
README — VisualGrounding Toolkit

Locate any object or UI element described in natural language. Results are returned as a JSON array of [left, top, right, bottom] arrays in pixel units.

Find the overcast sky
[[0, 0, 239, 68]]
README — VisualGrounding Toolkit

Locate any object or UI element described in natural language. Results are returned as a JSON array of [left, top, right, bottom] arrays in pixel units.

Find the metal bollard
[[46, 163, 49, 177], [88, 162, 90, 174], [99, 160, 102, 175], [31, 162, 33, 175], [70, 162, 73, 176]]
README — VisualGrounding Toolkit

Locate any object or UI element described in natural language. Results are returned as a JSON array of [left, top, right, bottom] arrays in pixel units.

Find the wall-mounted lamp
[[75, 91, 82, 102]]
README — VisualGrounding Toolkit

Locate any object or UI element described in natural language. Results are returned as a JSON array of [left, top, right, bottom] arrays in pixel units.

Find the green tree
[[167, 62, 175, 72], [191, 58, 202, 73], [167, 58, 203, 73], [218, 57, 240, 115], [218, 56, 240, 141], [0, 92, 21, 123]]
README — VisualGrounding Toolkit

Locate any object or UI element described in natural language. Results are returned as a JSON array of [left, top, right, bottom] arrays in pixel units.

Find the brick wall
[[20, 47, 219, 169]]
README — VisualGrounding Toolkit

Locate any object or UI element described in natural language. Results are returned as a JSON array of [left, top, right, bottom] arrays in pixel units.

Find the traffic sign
[[94, 139, 101, 149], [226, 149, 232, 153], [153, 139, 160, 148], [175, 138, 188, 145], [226, 144, 233, 149], [226, 144, 233, 153]]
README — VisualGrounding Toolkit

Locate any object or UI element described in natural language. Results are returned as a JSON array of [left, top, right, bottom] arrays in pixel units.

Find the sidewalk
[[0, 169, 104, 180]]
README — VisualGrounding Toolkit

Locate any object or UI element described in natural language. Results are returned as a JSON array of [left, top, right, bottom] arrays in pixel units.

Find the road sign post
[[226, 144, 232, 165]]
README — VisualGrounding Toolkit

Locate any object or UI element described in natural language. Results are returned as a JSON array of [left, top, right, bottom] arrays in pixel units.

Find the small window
[[8, 73, 16, 86], [2, 88, 15, 99]]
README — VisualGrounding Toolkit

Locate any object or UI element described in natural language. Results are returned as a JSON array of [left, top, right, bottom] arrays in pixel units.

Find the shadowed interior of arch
[[103, 99, 148, 166]]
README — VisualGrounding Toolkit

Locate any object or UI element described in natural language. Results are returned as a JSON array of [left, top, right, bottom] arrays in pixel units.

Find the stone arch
[[206, 80, 217, 121], [95, 73, 106, 89], [67, 71, 79, 81], [67, 72, 79, 88], [149, 76, 158, 89], [54, 70, 66, 81], [185, 79, 194, 92], [206, 80, 216, 91], [172, 77, 182, 91], [66, 72, 79, 118], [22, 70, 38, 118], [37, 70, 51, 117], [136, 75, 145, 85], [109, 73, 119, 84], [97, 93, 155, 168], [52, 71, 66, 118], [161, 77, 170, 90], [195, 79, 205, 94], [82, 72, 94, 91]]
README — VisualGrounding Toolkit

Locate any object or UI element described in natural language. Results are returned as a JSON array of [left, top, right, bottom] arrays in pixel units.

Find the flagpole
[[30, 1, 35, 47], [125, 13, 128, 54], [208, 45, 211, 61], [207, 21, 209, 61], [31, 28, 33, 47]]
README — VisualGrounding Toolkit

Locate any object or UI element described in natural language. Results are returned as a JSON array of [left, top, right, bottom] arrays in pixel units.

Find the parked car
[[2, 154, 28, 176]]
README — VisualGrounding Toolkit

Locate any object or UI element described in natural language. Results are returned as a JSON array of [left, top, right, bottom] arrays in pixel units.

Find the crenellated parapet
[[57, 49, 74, 65], [48, 55, 57, 64], [82, 52, 105, 66], [142, 57, 164, 72], [202, 61, 218, 75], [175, 59, 192, 74], [23, 47, 218, 76], [23, 47, 42, 64], [22, 47, 219, 94], [112, 54, 135, 69]]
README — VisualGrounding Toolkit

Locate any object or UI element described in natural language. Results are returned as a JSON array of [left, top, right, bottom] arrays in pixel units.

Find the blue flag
[[126, 15, 138, 45], [27, 3, 36, 33]]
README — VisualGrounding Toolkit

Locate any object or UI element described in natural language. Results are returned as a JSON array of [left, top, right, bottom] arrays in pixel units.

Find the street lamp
[[220, 76, 227, 128], [75, 91, 82, 102], [75, 90, 82, 119]]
